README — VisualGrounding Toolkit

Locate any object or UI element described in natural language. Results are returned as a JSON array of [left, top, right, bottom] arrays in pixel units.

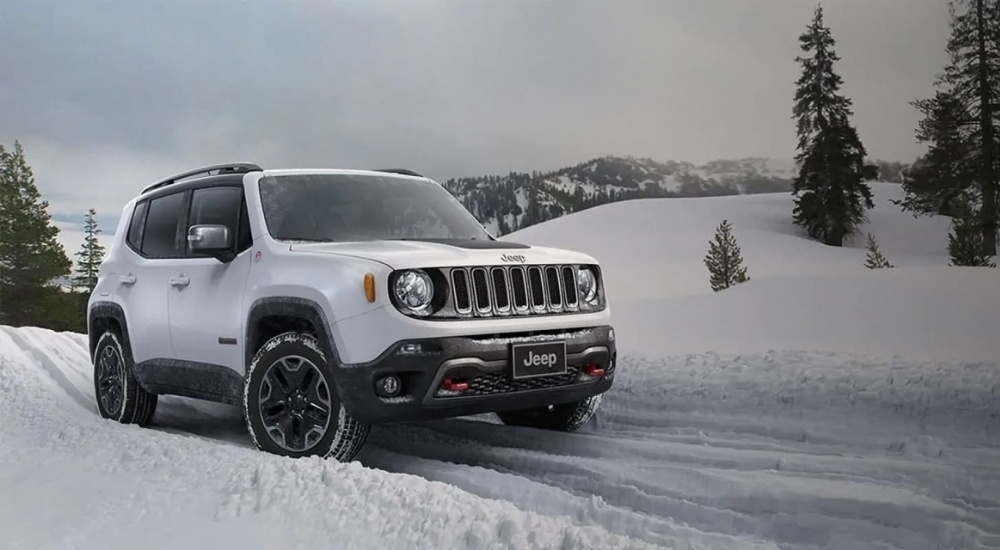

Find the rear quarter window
[[126, 201, 148, 251]]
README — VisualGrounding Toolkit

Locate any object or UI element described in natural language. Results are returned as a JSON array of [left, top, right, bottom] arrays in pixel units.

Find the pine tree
[[791, 4, 875, 247], [901, 0, 999, 254], [0, 141, 73, 327], [704, 220, 750, 292], [948, 203, 997, 266], [896, 90, 979, 217], [864, 233, 894, 269], [72, 209, 106, 293]]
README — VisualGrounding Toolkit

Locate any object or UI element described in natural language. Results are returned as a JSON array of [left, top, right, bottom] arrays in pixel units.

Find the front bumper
[[333, 325, 617, 423]]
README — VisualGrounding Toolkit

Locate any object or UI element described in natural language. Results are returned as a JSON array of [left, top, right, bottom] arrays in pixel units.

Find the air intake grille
[[510, 267, 529, 311], [452, 269, 471, 313], [462, 365, 581, 396], [471, 268, 491, 313], [449, 265, 585, 317]]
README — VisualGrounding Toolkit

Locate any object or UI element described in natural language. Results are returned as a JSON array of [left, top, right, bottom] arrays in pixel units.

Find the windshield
[[258, 173, 492, 242]]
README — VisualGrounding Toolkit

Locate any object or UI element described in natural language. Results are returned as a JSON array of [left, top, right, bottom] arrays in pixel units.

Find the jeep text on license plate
[[511, 341, 568, 380]]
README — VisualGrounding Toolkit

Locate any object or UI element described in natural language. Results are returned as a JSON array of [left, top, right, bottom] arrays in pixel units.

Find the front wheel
[[243, 332, 370, 461], [496, 394, 603, 432]]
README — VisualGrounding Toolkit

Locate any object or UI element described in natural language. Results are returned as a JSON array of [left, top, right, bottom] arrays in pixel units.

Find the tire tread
[[244, 331, 369, 461]]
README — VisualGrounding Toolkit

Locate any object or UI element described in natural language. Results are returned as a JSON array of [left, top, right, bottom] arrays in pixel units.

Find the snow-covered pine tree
[[704, 219, 750, 292], [896, 91, 978, 218], [948, 204, 997, 266], [73, 208, 106, 292], [864, 233, 894, 269], [899, 0, 999, 256], [791, 5, 875, 247]]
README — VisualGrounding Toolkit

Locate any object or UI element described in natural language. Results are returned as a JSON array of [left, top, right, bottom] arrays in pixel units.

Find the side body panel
[[167, 184, 256, 372], [89, 200, 174, 364], [167, 251, 253, 372]]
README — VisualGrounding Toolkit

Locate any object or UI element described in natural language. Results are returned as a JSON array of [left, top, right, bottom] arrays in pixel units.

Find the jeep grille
[[448, 265, 588, 318]]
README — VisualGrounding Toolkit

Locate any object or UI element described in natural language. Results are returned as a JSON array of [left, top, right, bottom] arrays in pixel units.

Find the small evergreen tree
[[73, 209, 106, 292], [864, 233, 894, 269], [948, 204, 997, 267], [704, 220, 750, 292], [790, 5, 875, 247], [0, 141, 72, 327]]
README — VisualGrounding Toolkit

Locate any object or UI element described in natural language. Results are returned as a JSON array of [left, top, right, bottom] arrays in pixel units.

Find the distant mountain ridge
[[442, 155, 795, 236], [443, 155, 908, 236]]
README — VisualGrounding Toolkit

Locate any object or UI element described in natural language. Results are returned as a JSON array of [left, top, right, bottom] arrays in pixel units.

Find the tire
[[243, 331, 370, 461], [93, 330, 158, 427], [496, 394, 603, 432]]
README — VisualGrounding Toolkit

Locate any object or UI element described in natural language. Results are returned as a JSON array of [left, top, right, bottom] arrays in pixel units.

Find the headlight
[[576, 267, 598, 304], [393, 270, 434, 312]]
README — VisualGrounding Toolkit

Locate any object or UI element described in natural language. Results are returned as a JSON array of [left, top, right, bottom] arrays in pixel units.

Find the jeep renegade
[[87, 163, 617, 461]]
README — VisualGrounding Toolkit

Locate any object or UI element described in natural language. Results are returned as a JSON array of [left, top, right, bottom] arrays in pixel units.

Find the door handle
[[119, 274, 136, 286], [169, 275, 190, 288]]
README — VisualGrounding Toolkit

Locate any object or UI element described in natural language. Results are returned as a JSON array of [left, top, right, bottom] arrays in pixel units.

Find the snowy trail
[[3, 326, 999, 549], [362, 352, 1000, 550]]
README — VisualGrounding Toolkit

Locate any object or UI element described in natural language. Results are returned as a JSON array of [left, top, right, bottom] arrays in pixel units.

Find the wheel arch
[[244, 297, 343, 376], [88, 301, 132, 363]]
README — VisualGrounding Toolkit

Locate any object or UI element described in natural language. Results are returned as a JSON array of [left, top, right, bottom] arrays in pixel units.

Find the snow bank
[[0, 326, 658, 550]]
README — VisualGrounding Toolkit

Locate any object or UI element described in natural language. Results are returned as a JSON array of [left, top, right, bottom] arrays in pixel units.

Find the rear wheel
[[243, 332, 370, 461], [496, 394, 602, 432], [93, 330, 157, 426]]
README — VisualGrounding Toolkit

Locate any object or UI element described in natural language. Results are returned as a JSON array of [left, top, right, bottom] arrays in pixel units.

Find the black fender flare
[[244, 297, 344, 376], [87, 301, 132, 364]]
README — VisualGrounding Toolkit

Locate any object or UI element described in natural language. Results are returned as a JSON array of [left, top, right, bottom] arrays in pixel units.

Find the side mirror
[[188, 225, 234, 261]]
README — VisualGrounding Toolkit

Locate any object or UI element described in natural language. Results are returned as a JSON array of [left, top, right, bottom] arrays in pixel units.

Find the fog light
[[376, 375, 401, 397]]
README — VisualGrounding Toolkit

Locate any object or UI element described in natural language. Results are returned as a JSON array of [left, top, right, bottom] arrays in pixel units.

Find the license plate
[[511, 341, 567, 380]]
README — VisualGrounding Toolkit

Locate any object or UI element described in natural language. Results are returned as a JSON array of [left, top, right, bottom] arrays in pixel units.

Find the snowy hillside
[[508, 182, 996, 362], [2, 182, 999, 549], [444, 155, 802, 236]]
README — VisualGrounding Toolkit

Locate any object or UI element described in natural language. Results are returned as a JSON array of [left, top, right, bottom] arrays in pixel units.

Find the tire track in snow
[[0, 326, 95, 413], [365, 419, 998, 550], [359, 351, 1000, 550]]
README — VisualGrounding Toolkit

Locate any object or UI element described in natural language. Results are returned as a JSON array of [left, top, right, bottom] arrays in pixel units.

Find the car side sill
[[133, 359, 244, 406]]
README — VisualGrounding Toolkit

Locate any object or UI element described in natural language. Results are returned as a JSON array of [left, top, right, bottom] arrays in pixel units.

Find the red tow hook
[[442, 378, 469, 392], [584, 363, 605, 377]]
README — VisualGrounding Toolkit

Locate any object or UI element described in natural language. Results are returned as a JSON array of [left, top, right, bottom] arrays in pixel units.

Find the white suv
[[87, 163, 617, 461]]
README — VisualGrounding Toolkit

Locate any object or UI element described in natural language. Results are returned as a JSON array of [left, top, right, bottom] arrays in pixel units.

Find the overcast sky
[[1, 0, 950, 253]]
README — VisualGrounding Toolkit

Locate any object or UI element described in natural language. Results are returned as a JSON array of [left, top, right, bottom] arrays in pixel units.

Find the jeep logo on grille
[[523, 350, 558, 368], [501, 254, 526, 263]]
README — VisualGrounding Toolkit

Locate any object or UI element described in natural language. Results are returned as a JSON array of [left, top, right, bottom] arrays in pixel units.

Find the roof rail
[[141, 162, 263, 194], [374, 168, 424, 178]]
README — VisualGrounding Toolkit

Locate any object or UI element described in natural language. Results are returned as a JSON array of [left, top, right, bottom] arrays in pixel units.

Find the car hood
[[287, 238, 598, 269]]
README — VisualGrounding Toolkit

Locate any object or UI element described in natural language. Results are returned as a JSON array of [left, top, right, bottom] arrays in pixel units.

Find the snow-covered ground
[[2, 182, 999, 549]]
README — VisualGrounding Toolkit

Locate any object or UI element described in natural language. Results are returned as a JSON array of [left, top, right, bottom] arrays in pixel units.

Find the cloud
[[1, 0, 951, 239]]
